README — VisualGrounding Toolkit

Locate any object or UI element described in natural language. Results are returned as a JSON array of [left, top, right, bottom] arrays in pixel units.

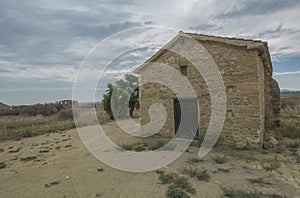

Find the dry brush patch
[[0, 114, 76, 140], [158, 172, 196, 198], [0, 105, 111, 141], [276, 108, 300, 139]]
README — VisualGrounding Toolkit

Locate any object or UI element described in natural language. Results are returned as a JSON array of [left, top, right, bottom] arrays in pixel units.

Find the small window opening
[[180, 65, 188, 76]]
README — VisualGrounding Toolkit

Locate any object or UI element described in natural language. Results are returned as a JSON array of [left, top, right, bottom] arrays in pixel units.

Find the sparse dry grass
[[221, 186, 287, 198], [0, 106, 107, 141], [0, 114, 75, 140], [277, 108, 300, 139], [159, 172, 196, 197]]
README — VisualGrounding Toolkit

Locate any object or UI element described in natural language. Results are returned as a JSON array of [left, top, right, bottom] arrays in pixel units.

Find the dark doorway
[[173, 98, 199, 140]]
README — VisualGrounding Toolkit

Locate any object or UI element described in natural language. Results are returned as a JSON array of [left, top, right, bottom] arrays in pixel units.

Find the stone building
[[134, 32, 280, 149], [59, 100, 78, 107]]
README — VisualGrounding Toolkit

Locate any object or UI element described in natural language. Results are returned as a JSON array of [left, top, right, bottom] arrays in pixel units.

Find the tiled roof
[[135, 32, 272, 74]]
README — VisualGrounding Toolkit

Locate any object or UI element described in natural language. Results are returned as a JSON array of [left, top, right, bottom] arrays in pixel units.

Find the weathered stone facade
[[134, 32, 280, 149]]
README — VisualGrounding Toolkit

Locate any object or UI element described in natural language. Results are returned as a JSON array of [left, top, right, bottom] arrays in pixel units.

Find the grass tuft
[[185, 158, 202, 164], [221, 186, 287, 198], [159, 172, 177, 184], [221, 187, 263, 198], [196, 168, 210, 182], [180, 166, 199, 178], [167, 185, 190, 198], [121, 144, 133, 151], [134, 145, 146, 152], [173, 176, 196, 195], [18, 126, 34, 137], [212, 154, 228, 164], [262, 154, 281, 171]]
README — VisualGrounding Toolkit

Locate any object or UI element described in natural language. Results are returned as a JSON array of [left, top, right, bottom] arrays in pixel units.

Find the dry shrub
[[18, 103, 58, 117], [58, 109, 74, 120], [275, 108, 300, 139]]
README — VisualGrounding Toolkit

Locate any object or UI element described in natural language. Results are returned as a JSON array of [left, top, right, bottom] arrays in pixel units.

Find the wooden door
[[173, 98, 199, 140]]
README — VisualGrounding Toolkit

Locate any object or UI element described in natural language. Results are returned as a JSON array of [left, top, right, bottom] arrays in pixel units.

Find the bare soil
[[0, 120, 300, 198]]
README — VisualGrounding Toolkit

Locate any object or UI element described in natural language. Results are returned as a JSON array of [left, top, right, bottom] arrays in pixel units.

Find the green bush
[[173, 176, 196, 195], [159, 172, 176, 184], [159, 173, 196, 197], [121, 144, 133, 151], [180, 166, 199, 178], [134, 145, 146, 152], [19, 126, 34, 137], [196, 168, 210, 182], [167, 185, 190, 198]]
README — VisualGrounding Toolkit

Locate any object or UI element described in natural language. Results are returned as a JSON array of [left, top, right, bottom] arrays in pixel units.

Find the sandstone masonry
[[134, 32, 280, 149]]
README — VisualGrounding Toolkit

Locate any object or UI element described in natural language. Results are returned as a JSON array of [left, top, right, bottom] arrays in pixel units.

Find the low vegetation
[[185, 157, 202, 165], [0, 104, 106, 140], [167, 185, 190, 198], [179, 166, 211, 182], [121, 144, 134, 151], [172, 176, 196, 195], [58, 109, 74, 120], [159, 172, 196, 198], [261, 154, 281, 171], [276, 107, 300, 140], [281, 92, 300, 99], [196, 168, 211, 182], [276, 124, 300, 139], [120, 139, 176, 152], [221, 186, 286, 198], [18, 126, 34, 138], [221, 187, 264, 198], [180, 166, 199, 178], [159, 172, 177, 184], [146, 139, 166, 150], [212, 154, 228, 164]]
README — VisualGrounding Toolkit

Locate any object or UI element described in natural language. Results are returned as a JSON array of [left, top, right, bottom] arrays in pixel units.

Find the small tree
[[102, 83, 114, 119], [129, 86, 139, 117], [102, 74, 139, 119]]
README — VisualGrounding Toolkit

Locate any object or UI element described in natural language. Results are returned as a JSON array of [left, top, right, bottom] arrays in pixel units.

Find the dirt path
[[0, 122, 299, 197]]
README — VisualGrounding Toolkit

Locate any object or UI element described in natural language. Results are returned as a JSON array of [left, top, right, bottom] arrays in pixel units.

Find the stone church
[[134, 32, 280, 149]]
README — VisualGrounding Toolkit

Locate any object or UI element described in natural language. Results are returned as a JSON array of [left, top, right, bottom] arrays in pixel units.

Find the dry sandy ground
[[0, 121, 300, 198]]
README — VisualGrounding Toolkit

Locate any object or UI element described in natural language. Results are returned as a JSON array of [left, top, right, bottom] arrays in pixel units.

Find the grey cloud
[[144, 21, 154, 25], [0, 1, 142, 67], [215, 0, 300, 19], [256, 24, 300, 38], [189, 23, 221, 32], [1, 0, 300, 104], [0, 68, 10, 73], [0, 77, 73, 91]]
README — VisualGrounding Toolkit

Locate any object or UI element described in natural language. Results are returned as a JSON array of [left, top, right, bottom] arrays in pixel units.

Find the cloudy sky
[[1, 0, 300, 105]]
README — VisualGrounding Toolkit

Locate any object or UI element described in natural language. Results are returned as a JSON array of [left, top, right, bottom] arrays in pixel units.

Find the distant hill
[[280, 89, 300, 99], [0, 102, 11, 111], [281, 89, 300, 94]]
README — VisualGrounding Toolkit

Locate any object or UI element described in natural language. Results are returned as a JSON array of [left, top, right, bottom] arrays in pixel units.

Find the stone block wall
[[138, 35, 279, 149]]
